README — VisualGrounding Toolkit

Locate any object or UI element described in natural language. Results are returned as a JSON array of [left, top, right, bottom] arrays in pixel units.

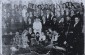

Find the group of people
[[2, 2, 84, 55]]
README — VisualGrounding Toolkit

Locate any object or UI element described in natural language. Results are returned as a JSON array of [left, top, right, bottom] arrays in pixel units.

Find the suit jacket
[[73, 21, 82, 37], [66, 21, 82, 46], [64, 20, 73, 33], [27, 33, 31, 42], [51, 21, 59, 32], [42, 22, 46, 31], [45, 19, 51, 29], [72, 21, 83, 49]]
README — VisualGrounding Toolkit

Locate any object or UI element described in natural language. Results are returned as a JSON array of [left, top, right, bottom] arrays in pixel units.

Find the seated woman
[[13, 32, 21, 47], [21, 29, 29, 48], [51, 31, 59, 45]]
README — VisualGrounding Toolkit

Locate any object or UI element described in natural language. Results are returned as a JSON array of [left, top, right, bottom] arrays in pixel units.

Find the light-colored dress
[[33, 21, 42, 34], [21, 30, 29, 48]]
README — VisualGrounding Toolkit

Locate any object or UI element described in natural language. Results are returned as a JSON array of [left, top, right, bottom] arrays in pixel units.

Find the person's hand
[[64, 41, 67, 45], [69, 31, 73, 33], [46, 44, 53, 49], [70, 46, 73, 48]]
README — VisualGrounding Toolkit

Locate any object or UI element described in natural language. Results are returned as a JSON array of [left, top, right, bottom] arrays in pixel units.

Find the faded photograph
[[2, 0, 84, 55]]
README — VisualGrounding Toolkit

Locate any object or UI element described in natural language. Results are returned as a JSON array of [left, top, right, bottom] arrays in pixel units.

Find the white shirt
[[74, 22, 78, 27], [51, 35, 59, 42]]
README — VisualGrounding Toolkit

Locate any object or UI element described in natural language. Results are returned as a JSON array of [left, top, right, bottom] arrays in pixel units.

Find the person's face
[[7, 13, 10, 17], [14, 4, 17, 9], [31, 34, 35, 37], [48, 34, 51, 38], [38, 5, 41, 9], [71, 10, 74, 16], [26, 12, 28, 17], [51, 12, 54, 16], [33, 4, 36, 9], [12, 10, 15, 16], [41, 10, 43, 16], [36, 18, 40, 22], [69, 3, 71, 7], [34, 12, 36, 16], [53, 18, 57, 22], [48, 28, 52, 32], [23, 5, 27, 9], [28, 18, 31, 22], [61, 10, 64, 15], [36, 33, 40, 36], [41, 4, 44, 9], [46, 32, 49, 36], [66, 3, 68, 6], [9, 32, 12, 35], [19, 30, 22, 34], [29, 12, 32, 17], [42, 32, 44, 35], [16, 32, 19, 35], [42, 16, 45, 21], [11, 19, 14, 22], [60, 18, 64, 23], [63, 4, 66, 8], [47, 10, 50, 14], [57, 11, 60, 17], [29, 28, 32, 32], [66, 16, 70, 21], [53, 31, 58, 36], [66, 9, 69, 15], [75, 17, 79, 23], [4, 32, 7, 35], [45, 4, 48, 8]]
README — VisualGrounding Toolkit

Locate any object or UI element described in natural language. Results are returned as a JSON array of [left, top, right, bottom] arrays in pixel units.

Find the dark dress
[[51, 21, 59, 32]]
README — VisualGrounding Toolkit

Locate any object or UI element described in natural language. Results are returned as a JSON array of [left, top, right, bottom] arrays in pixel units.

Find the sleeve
[[33, 22, 35, 30], [40, 22, 42, 29]]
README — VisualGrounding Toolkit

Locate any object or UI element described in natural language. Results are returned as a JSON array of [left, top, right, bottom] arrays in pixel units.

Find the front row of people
[[12, 16, 83, 55]]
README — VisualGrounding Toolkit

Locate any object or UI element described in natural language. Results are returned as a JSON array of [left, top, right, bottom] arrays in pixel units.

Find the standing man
[[72, 17, 83, 55], [51, 16, 59, 32], [45, 10, 51, 29], [64, 16, 74, 55]]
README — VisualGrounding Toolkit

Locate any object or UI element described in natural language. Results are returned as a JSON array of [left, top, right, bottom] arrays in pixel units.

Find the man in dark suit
[[51, 16, 59, 32], [45, 10, 52, 30], [64, 16, 74, 55], [72, 17, 83, 55], [65, 17, 83, 55], [64, 16, 72, 36]]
